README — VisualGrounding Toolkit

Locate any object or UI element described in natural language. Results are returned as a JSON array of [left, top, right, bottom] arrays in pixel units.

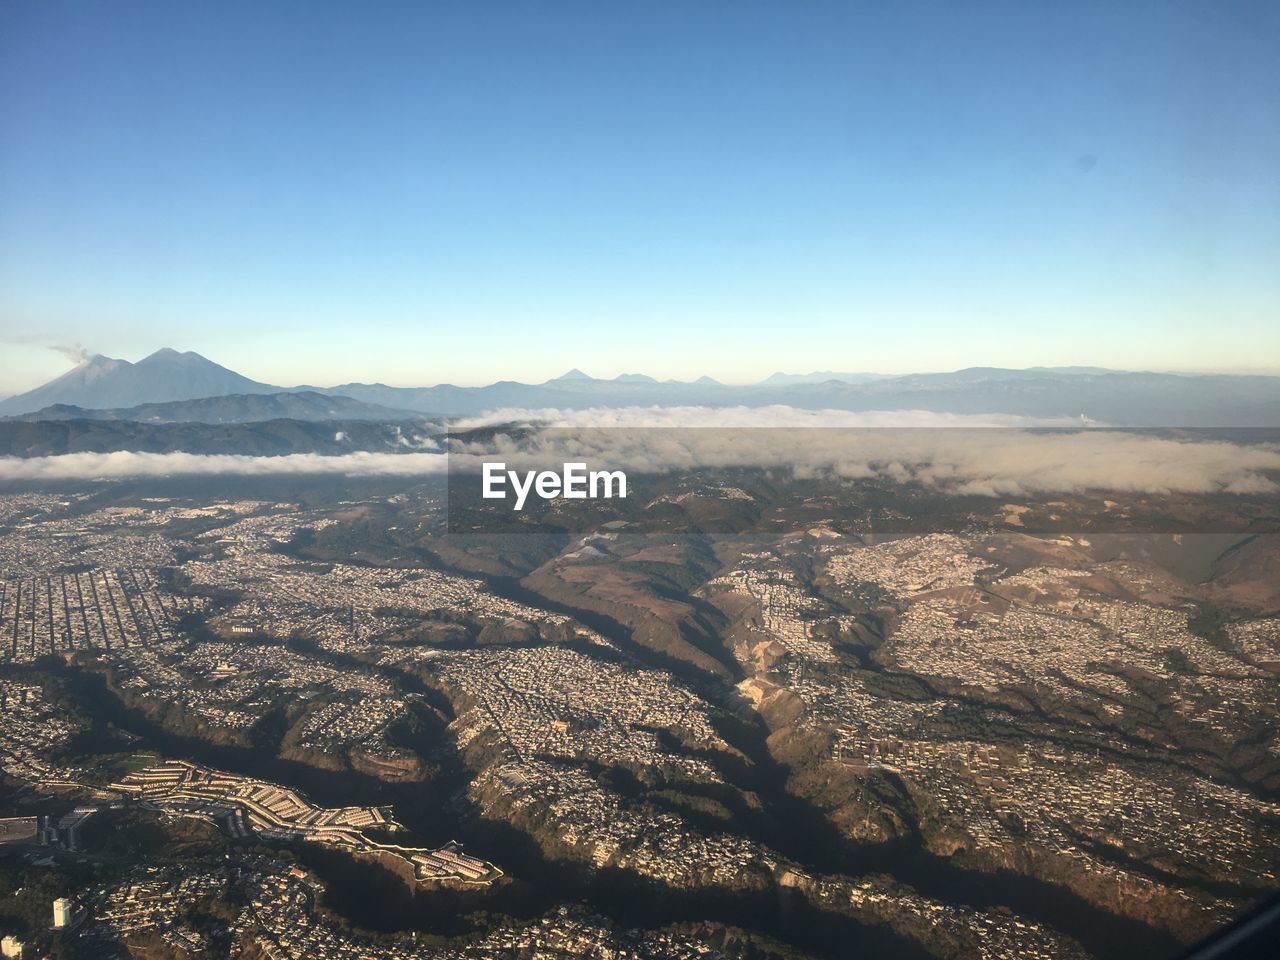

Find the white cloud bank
[[448, 419, 1280, 498], [1, 406, 1277, 497], [0, 450, 448, 481], [451, 405, 1074, 430]]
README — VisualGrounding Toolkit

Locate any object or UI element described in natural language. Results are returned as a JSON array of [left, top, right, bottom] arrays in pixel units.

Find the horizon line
[[5, 345, 1280, 398]]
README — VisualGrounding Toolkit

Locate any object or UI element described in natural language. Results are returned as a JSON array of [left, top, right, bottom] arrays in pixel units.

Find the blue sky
[[1, 1, 1277, 392]]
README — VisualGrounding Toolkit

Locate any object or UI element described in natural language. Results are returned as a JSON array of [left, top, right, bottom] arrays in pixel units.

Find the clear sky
[[1, 1, 1277, 393]]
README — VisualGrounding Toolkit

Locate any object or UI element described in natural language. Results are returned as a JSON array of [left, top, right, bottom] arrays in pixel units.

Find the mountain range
[[0, 418, 439, 458], [3, 391, 420, 425], [3, 348, 1280, 427], [1, 348, 276, 413]]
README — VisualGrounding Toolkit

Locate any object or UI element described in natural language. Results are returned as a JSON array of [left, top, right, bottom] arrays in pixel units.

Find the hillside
[[6, 391, 421, 424]]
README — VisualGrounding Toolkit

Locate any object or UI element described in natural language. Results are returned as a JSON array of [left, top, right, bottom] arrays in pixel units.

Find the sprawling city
[[4, 2, 1279, 957], [1, 455, 1277, 958]]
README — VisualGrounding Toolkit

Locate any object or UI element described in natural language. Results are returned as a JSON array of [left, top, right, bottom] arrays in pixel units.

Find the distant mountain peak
[[762, 370, 887, 386], [553, 368, 593, 381], [138, 347, 216, 365], [0, 347, 278, 415], [694, 375, 721, 385], [614, 373, 657, 383]]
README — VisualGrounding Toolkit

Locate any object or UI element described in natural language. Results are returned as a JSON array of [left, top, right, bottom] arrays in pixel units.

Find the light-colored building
[[1, 935, 27, 959], [52, 897, 75, 929]]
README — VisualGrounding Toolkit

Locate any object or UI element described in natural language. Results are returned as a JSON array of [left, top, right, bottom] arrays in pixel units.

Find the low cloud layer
[[0, 450, 448, 481], [452, 405, 1074, 430], [449, 422, 1280, 498], [1, 406, 1277, 497]]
